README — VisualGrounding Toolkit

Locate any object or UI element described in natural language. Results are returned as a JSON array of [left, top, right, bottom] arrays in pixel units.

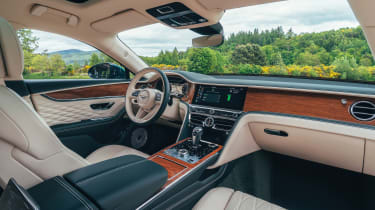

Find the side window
[[17, 29, 131, 79]]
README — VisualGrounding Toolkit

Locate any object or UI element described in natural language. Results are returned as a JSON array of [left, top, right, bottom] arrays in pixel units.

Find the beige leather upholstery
[[0, 16, 149, 189], [86, 145, 149, 164], [32, 94, 127, 126], [0, 16, 23, 80], [194, 187, 285, 210]]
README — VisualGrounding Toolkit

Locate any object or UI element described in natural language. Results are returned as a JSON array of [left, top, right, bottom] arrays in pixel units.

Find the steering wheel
[[125, 67, 170, 125]]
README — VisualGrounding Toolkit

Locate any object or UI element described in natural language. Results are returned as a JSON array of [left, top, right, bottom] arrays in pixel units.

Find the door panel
[[28, 81, 129, 126], [24, 79, 131, 156], [32, 94, 126, 126]]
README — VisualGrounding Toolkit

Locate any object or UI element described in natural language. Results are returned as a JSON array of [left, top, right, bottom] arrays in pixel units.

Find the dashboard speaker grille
[[350, 101, 375, 121]]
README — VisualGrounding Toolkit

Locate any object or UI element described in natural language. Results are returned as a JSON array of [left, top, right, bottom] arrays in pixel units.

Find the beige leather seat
[[0, 16, 148, 189], [193, 187, 285, 210]]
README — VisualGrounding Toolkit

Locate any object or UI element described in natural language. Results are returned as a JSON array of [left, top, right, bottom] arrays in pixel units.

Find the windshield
[[118, 0, 375, 83]]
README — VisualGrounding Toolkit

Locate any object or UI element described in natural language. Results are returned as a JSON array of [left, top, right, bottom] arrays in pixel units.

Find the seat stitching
[[224, 190, 235, 209], [54, 177, 93, 210]]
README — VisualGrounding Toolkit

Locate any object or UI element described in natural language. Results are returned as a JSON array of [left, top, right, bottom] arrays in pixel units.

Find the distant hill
[[48, 49, 99, 65]]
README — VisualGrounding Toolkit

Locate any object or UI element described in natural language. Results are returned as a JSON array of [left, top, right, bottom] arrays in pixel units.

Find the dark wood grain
[[45, 83, 129, 100], [150, 156, 187, 180], [149, 138, 222, 188], [243, 88, 375, 126], [181, 83, 195, 104]]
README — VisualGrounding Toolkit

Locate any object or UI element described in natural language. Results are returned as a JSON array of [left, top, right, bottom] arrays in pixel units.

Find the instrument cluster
[[155, 75, 190, 98]]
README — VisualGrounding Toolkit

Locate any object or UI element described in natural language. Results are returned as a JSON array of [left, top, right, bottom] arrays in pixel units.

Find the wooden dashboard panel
[[181, 83, 195, 104], [45, 83, 129, 100], [244, 88, 375, 126], [149, 138, 222, 188]]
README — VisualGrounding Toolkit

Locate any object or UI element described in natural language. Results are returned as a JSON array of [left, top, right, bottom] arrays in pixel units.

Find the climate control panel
[[189, 105, 242, 132]]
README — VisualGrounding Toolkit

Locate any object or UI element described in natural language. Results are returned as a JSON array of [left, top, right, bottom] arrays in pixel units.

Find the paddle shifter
[[192, 127, 203, 147], [164, 127, 218, 164]]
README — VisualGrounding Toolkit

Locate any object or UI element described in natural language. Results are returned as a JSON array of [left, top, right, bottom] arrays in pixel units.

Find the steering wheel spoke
[[135, 107, 148, 119]]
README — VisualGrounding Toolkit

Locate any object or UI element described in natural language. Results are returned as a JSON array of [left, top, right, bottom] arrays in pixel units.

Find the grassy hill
[[48, 49, 98, 65]]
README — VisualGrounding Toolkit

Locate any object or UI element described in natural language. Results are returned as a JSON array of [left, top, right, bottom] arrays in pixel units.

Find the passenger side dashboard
[[162, 72, 375, 176]]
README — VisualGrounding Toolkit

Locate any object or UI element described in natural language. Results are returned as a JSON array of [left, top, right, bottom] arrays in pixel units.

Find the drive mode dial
[[204, 117, 215, 127]]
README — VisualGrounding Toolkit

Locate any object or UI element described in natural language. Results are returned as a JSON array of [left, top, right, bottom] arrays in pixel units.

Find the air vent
[[214, 118, 235, 131], [190, 114, 206, 126], [350, 101, 375, 121]]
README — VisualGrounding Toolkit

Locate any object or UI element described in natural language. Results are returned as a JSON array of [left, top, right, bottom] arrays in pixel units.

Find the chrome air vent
[[190, 114, 206, 126], [214, 118, 236, 131], [350, 101, 375, 121]]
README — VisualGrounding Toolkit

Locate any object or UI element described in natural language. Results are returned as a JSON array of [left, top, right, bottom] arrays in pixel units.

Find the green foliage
[[231, 44, 266, 65], [49, 54, 66, 74], [237, 64, 262, 74], [332, 56, 359, 80], [187, 48, 218, 73], [17, 29, 39, 53], [295, 52, 321, 66], [89, 53, 102, 66]]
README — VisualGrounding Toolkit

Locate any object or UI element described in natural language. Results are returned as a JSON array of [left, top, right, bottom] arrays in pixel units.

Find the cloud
[[34, 0, 360, 56]]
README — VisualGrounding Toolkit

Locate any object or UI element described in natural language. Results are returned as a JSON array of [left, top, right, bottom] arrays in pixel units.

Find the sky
[[34, 0, 360, 56]]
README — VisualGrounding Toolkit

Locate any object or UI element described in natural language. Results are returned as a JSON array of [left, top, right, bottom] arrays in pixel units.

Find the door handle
[[264, 128, 288, 137], [90, 102, 115, 110]]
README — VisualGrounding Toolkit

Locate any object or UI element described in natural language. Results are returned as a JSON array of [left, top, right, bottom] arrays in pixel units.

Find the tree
[[187, 48, 217, 74], [17, 29, 39, 53], [332, 56, 358, 80], [171, 48, 179, 66], [295, 52, 321, 66], [31, 54, 50, 74], [231, 44, 266, 65], [89, 53, 102, 66], [49, 54, 66, 75]]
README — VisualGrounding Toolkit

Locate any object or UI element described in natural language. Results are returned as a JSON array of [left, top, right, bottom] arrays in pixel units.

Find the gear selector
[[164, 127, 219, 164]]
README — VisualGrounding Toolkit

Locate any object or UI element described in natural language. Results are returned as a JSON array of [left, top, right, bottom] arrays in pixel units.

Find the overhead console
[[146, 2, 208, 27]]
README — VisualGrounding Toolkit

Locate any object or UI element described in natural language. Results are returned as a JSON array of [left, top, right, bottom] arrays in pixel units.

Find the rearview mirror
[[88, 63, 126, 79], [192, 34, 224, 48]]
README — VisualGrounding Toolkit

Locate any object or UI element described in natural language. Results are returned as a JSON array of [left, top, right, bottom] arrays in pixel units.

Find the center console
[[190, 85, 246, 144]]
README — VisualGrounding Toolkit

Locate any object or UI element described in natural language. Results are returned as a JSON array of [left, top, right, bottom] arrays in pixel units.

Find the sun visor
[[30, 5, 79, 27], [91, 10, 155, 33], [198, 0, 284, 10]]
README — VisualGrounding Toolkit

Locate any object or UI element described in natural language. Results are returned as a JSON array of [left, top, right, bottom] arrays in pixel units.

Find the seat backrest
[[0, 16, 88, 189]]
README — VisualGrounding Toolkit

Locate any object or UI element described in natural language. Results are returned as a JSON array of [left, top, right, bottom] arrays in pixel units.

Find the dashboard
[[192, 85, 247, 110]]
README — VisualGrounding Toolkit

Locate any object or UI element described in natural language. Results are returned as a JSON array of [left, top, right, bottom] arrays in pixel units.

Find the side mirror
[[88, 63, 126, 79], [192, 34, 224, 48]]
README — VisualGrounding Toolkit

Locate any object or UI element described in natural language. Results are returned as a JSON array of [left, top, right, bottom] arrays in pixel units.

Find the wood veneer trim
[[181, 83, 195, 104], [45, 83, 129, 100], [243, 88, 375, 126], [149, 138, 222, 187]]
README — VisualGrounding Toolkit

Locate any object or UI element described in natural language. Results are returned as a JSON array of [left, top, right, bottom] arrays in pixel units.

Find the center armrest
[[64, 155, 167, 210]]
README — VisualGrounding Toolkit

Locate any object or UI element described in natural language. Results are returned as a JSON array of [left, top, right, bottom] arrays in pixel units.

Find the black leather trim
[[64, 155, 168, 210], [5, 80, 30, 97], [25, 79, 130, 94], [28, 176, 98, 210]]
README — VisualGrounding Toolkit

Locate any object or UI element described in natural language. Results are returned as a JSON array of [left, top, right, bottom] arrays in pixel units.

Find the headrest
[[0, 17, 24, 81]]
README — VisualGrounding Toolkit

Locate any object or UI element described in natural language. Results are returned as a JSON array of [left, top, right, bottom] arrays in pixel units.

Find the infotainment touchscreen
[[192, 85, 247, 110]]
